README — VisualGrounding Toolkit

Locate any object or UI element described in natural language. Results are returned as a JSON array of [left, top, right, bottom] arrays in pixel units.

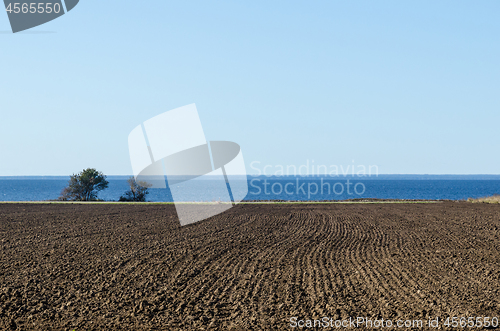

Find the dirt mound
[[1, 202, 499, 330]]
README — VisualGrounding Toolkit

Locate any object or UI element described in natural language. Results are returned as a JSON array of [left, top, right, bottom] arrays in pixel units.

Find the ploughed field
[[0, 202, 499, 330]]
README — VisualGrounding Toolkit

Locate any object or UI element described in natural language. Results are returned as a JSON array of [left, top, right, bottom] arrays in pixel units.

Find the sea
[[0, 175, 499, 202]]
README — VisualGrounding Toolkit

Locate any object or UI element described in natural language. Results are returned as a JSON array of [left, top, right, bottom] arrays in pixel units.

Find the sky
[[1, 1, 499, 176]]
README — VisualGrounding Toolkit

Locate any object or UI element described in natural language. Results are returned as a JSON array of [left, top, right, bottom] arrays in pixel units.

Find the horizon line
[[2, 174, 500, 178]]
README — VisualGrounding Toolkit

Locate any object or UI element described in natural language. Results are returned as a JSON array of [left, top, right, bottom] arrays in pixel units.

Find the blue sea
[[0, 175, 499, 202]]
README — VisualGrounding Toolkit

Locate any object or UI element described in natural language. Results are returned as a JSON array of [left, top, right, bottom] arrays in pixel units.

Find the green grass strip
[[0, 200, 443, 205]]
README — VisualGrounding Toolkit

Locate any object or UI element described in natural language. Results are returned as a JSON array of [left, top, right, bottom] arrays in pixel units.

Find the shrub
[[59, 168, 109, 201], [119, 177, 152, 202]]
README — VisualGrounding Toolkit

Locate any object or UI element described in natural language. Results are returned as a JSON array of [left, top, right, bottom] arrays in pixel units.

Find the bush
[[59, 168, 109, 201], [119, 177, 152, 202]]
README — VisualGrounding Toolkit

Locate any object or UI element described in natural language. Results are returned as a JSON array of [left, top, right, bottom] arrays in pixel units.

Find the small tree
[[59, 168, 109, 201], [119, 177, 152, 202]]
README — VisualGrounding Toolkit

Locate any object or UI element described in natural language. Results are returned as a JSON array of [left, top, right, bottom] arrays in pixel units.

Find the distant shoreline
[[0, 199, 446, 205], [1, 175, 500, 180]]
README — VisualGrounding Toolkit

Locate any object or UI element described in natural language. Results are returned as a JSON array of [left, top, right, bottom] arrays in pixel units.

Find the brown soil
[[0, 202, 499, 330]]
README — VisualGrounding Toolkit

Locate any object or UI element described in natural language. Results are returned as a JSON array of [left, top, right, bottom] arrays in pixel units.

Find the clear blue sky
[[1, 1, 499, 176]]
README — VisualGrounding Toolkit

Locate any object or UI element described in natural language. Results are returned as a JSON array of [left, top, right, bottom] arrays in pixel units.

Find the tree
[[119, 177, 152, 202], [59, 168, 109, 201]]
